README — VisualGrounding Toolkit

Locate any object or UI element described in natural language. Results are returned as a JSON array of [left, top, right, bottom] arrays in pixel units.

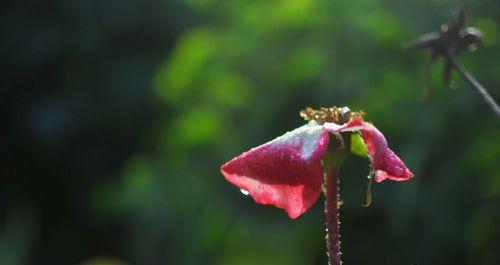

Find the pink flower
[[221, 108, 413, 219]]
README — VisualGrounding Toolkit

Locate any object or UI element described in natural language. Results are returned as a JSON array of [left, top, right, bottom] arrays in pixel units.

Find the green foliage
[[92, 0, 500, 264], [2, 0, 500, 265]]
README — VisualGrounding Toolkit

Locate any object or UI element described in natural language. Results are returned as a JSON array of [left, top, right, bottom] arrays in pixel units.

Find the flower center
[[300, 106, 365, 124]]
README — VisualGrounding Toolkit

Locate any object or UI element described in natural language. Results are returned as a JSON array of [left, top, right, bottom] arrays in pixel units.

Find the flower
[[221, 107, 413, 219]]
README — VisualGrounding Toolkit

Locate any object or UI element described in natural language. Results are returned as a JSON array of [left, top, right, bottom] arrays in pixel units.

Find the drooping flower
[[221, 107, 413, 219]]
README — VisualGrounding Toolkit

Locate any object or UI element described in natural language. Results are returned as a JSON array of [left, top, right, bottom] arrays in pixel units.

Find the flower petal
[[221, 123, 329, 219], [324, 119, 413, 182], [373, 148, 414, 182]]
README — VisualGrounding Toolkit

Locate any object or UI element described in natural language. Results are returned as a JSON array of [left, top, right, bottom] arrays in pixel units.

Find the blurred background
[[1, 0, 499, 264]]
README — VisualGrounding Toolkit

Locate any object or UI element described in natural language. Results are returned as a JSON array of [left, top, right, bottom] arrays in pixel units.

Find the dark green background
[[1, 0, 499, 265]]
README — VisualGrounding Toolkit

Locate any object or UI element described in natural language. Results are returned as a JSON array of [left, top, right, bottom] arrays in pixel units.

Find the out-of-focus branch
[[403, 1, 500, 117], [445, 51, 500, 117]]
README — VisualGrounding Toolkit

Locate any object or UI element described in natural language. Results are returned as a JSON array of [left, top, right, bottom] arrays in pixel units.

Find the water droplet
[[240, 189, 249, 196]]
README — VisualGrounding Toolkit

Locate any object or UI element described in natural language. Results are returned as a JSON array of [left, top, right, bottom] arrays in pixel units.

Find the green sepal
[[350, 133, 368, 158]]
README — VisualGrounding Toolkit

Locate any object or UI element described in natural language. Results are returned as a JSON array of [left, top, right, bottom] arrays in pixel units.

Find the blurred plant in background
[[1, 0, 499, 265]]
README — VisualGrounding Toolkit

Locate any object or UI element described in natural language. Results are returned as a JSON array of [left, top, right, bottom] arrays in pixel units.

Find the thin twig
[[445, 51, 500, 117]]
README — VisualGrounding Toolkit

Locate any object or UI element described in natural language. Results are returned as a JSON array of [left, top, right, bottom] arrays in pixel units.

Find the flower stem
[[323, 147, 347, 265], [325, 162, 341, 265]]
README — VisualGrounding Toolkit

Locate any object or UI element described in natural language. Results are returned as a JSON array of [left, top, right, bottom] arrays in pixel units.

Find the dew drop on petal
[[240, 189, 249, 196]]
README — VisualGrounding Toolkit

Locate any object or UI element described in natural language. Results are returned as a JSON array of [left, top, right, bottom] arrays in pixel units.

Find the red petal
[[324, 119, 413, 182], [221, 124, 329, 219], [373, 148, 413, 182]]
